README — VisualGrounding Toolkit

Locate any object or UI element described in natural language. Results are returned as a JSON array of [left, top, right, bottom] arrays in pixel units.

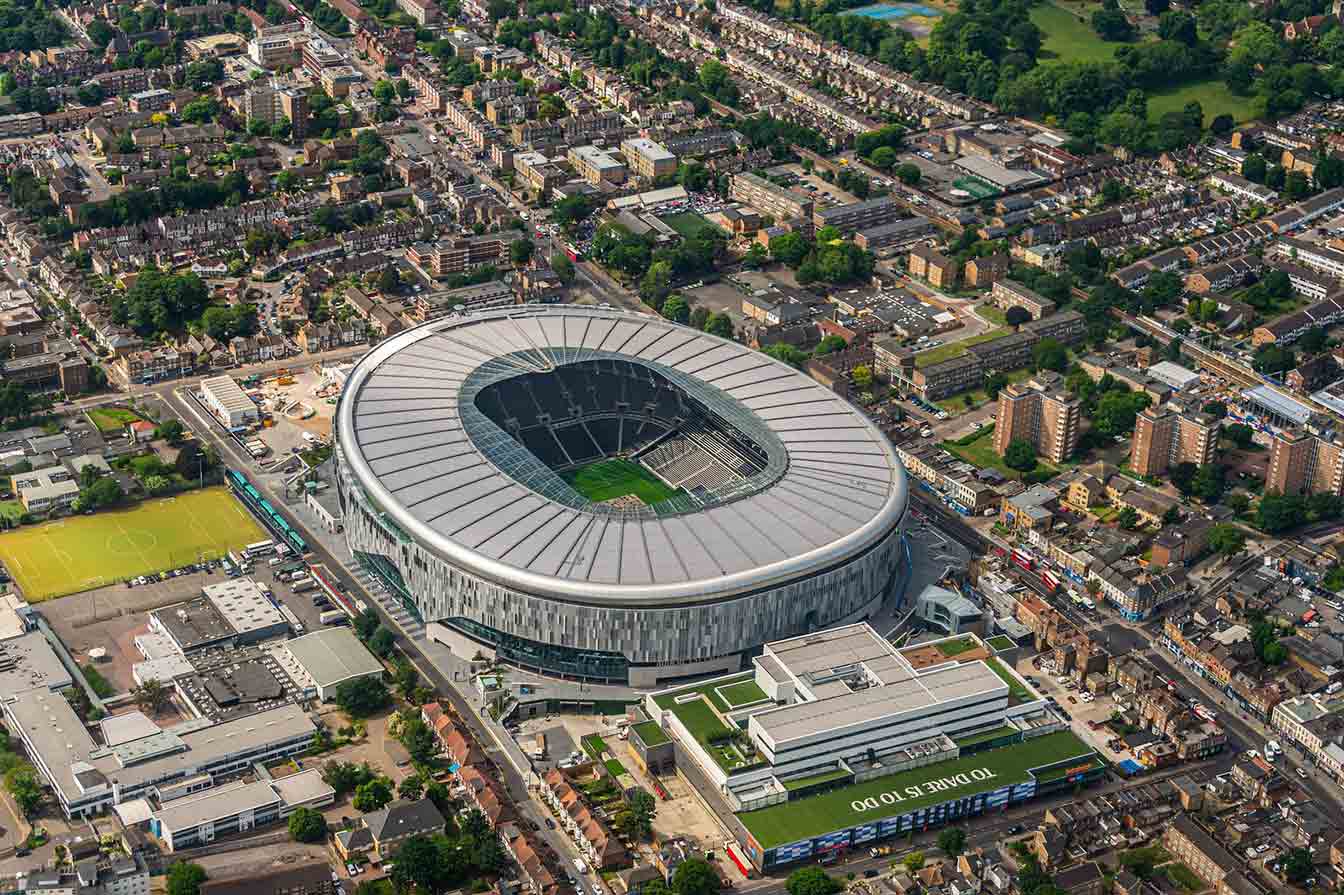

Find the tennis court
[[0, 488, 266, 602]]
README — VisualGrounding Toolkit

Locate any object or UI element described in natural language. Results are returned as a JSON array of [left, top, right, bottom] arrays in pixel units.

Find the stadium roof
[[337, 307, 907, 606]]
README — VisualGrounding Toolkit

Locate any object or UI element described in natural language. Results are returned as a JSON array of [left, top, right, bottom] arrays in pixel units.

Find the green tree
[[1004, 439, 1037, 472], [985, 370, 1011, 398], [615, 789, 657, 841], [132, 678, 169, 714], [1282, 848, 1314, 884], [769, 232, 811, 268], [786, 868, 843, 895], [354, 607, 381, 641], [938, 827, 967, 856], [166, 863, 207, 895], [288, 806, 327, 843], [852, 364, 873, 390], [398, 774, 425, 801], [4, 766, 41, 816], [510, 238, 535, 265], [1032, 337, 1068, 373], [550, 253, 575, 284], [397, 714, 439, 763], [662, 295, 691, 324], [1118, 506, 1140, 529], [369, 627, 395, 658], [389, 835, 447, 894], [815, 334, 847, 355], [1004, 306, 1032, 328], [353, 776, 394, 812], [869, 146, 897, 170], [903, 852, 925, 874], [155, 419, 185, 442], [705, 312, 734, 339], [1207, 524, 1246, 556], [671, 859, 721, 895], [1225, 423, 1255, 448], [763, 343, 809, 368], [335, 677, 390, 718]]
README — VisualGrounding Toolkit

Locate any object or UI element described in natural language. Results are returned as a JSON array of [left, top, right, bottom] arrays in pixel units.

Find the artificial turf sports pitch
[[561, 459, 682, 504], [0, 487, 266, 601]]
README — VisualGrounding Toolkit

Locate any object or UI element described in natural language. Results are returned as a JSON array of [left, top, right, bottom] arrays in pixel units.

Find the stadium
[[334, 306, 909, 686]]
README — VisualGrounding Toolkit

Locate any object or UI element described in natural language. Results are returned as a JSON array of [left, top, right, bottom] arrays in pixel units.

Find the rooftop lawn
[[986, 635, 1015, 651], [738, 730, 1095, 849], [718, 679, 769, 707], [954, 724, 1020, 748], [654, 672, 756, 712], [935, 636, 978, 657], [986, 657, 1033, 703], [631, 721, 669, 746], [783, 767, 853, 791]]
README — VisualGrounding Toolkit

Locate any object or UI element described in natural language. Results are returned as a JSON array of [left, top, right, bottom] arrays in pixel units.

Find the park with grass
[[942, 425, 1066, 482], [737, 730, 1096, 848], [561, 459, 682, 505], [0, 487, 265, 601], [85, 406, 149, 434]]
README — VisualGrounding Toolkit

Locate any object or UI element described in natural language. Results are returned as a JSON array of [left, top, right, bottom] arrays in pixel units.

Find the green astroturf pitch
[[561, 459, 683, 504], [0, 487, 267, 601]]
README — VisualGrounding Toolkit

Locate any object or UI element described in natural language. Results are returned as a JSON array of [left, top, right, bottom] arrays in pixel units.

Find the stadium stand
[[472, 361, 768, 502]]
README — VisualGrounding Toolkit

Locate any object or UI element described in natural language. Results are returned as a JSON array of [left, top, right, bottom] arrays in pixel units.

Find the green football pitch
[[562, 459, 682, 504], [0, 487, 266, 602]]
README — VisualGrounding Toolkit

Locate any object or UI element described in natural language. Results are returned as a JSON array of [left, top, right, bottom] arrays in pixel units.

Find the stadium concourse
[[335, 306, 910, 687]]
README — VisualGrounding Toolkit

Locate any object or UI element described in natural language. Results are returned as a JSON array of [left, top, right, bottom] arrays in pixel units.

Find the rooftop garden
[[935, 636, 979, 657], [630, 720, 668, 746], [738, 730, 1094, 849], [985, 657, 1033, 703]]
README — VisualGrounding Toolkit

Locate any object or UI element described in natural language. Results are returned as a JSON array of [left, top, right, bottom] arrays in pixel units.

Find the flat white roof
[[100, 712, 161, 747], [203, 578, 285, 636]]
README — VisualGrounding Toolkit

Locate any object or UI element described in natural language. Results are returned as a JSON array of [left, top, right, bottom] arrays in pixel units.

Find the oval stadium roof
[[336, 306, 907, 606]]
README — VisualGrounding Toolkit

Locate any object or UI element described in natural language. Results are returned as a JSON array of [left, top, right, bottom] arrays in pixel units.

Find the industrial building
[[150, 580, 289, 653], [200, 376, 259, 428], [274, 627, 383, 700]]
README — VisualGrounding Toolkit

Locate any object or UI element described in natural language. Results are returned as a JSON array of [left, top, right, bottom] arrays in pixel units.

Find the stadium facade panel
[[335, 307, 908, 686]]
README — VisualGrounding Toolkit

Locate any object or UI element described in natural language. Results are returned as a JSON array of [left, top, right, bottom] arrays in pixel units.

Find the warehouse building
[[200, 376, 259, 428], [273, 627, 384, 700]]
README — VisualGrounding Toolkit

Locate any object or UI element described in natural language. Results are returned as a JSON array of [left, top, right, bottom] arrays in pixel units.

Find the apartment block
[[991, 279, 1056, 320], [1266, 428, 1344, 496], [993, 374, 1080, 464], [1130, 405, 1220, 477], [729, 172, 813, 224], [813, 196, 902, 235], [909, 244, 957, 287], [568, 144, 627, 185], [619, 137, 676, 180]]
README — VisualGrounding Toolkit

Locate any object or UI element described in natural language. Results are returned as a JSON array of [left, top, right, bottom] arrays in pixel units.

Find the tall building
[[1130, 405, 1219, 477], [1266, 428, 1344, 496], [993, 373, 1080, 464]]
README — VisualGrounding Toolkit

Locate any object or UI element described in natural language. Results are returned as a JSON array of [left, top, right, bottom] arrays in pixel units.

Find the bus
[[245, 540, 276, 558], [1011, 550, 1033, 572]]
